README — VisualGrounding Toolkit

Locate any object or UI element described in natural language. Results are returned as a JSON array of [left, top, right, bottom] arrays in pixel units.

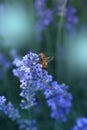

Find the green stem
[[27, 87, 32, 128], [55, 0, 67, 80], [56, 0, 67, 46], [27, 100, 32, 129]]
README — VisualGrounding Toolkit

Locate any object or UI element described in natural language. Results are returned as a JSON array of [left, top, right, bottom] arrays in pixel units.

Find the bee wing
[[47, 57, 54, 63]]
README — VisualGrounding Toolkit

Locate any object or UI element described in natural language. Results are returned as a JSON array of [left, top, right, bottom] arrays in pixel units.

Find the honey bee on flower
[[39, 53, 53, 69]]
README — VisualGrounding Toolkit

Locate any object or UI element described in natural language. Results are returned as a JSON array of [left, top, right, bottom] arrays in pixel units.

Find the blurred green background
[[0, 0, 87, 130]]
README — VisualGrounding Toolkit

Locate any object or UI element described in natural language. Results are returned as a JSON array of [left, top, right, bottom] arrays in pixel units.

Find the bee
[[39, 53, 53, 69]]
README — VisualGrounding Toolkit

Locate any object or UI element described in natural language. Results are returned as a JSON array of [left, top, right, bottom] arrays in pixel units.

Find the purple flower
[[72, 117, 87, 130], [3, 102, 20, 120], [35, 8, 53, 38], [34, 0, 54, 40], [0, 96, 37, 129], [0, 96, 6, 105], [65, 6, 78, 30], [13, 51, 52, 109], [13, 51, 72, 122], [13, 52, 41, 108], [39, 9, 53, 26], [0, 96, 20, 120], [46, 83, 72, 121], [34, 0, 46, 11], [55, 2, 78, 30], [35, 8, 53, 34], [17, 119, 37, 130]]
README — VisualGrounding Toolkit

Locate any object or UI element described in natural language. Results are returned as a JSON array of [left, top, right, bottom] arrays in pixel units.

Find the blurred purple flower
[[35, 9, 53, 33], [34, 0, 54, 41], [0, 96, 20, 120], [0, 53, 6, 64], [39, 9, 53, 26], [65, 6, 78, 30], [34, 0, 78, 41], [72, 117, 87, 130], [9, 49, 20, 59], [17, 119, 37, 130], [56, 3, 78, 30], [34, 0, 46, 11]]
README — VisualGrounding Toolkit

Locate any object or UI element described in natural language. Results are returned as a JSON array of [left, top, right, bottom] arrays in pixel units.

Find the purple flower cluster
[[45, 83, 72, 121], [72, 117, 87, 130], [0, 96, 20, 121], [0, 96, 6, 107], [65, 5, 78, 30], [34, 0, 46, 11], [17, 119, 37, 130], [13, 52, 41, 109], [0, 96, 37, 129], [13, 51, 52, 109], [13, 51, 72, 121], [56, 2, 78, 30], [34, 0, 53, 39], [34, 0, 78, 37]]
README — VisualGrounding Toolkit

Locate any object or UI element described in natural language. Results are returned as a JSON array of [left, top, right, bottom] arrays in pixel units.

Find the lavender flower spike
[[72, 117, 87, 130], [13, 51, 72, 122], [0, 96, 20, 121]]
